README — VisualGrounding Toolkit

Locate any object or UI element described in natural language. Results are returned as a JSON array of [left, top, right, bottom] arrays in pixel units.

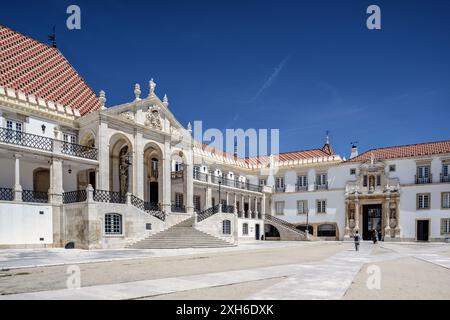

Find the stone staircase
[[128, 217, 235, 249], [264, 214, 316, 241]]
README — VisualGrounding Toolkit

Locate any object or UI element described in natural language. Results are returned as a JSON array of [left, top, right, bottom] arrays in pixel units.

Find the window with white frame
[[316, 200, 326, 214], [417, 193, 430, 210], [275, 177, 285, 191], [443, 164, 449, 177], [63, 133, 77, 144], [417, 165, 430, 180], [105, 213, 122, 235], [297, 200, 308, 214], [297, 175, 308, 187], [6, 119, 23, 142], [350, 168, 356, 175], [316, 173, 327, 186], [275, 201, 285, 215], [441, 219, 450, 235], [242, 223, 249, 235], [442, 192, 450, 209], [222, 220, 231, 235], [259, 179, 267, 187]]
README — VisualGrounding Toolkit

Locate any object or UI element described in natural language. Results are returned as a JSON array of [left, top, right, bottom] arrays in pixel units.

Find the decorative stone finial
[[99, 90, 106, 109], [149, 78, 156, 97], [187, 122, 192, 133], [163, 94, 169, 107], [134, 84, 141, 101]]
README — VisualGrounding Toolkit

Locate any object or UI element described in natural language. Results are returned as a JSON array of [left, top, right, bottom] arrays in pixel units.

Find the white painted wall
[[0, 203, 53, 245]]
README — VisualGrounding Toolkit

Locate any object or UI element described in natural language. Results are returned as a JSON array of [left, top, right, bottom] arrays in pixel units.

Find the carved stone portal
[[145, 105, 162, 130]]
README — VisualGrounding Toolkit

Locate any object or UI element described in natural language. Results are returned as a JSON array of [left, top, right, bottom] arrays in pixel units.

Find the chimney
[[350, 142, 359, 159]]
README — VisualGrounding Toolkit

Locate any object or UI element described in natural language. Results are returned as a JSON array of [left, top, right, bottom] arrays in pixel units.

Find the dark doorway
[[88, 171, 96, 189], [296, 225, 313, 235], [149, 182, 158, 204], [417, 220, 429, 241], [264, 224, 280, 239], [244, 203, 249, 215], [363, 204, 382, 241], [255, 224, 260, 240]]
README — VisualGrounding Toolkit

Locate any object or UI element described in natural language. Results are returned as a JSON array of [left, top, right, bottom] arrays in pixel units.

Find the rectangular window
[[417, 166, 430, 178], [441, 219, 450, 235], [363, 175, 368, 187], [297, 200, 308, 214], [317, 200, 326, 214], [275, 177, 285, 192], [350, 168, 356, 175], [316, 174, 327, 186], [442, 192, 450, 209], [105, 214, 122, 235], [376, 175, 381, 186], [242, 223, 249, 235], [175, 193, 184, 208], [443, 164, 449, 177], [275, 201, 285, 215], [63, 133, 77, 144], [6, 119, 23, 143], [417, 193, 430, 210], [389, 165, 396, 172], [259, 179, 267, 187], [297, 175, 308, 187]]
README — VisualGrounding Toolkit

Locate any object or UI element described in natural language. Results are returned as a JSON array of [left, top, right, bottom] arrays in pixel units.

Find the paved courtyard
[[1, 241, 450, 300]]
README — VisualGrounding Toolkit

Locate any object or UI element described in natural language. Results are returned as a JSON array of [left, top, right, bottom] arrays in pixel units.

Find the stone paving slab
[[0, 241, 320, 270]]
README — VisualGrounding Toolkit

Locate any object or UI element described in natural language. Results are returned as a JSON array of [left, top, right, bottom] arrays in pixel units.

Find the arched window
[[105, 213, 122, 235], [223, 220, 231, 235], [318, 224, 336, 237], [242, 223, 249, 235]]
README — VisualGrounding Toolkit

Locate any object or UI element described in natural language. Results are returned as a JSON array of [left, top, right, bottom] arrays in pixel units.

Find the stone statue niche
[[119, 146, 130, 194]]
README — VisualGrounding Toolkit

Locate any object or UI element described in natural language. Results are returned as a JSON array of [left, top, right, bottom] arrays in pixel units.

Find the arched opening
[[109, 134, 133, 194], [264, 224, 280, 240], [33, 168, 50, 193], [318, 224, 337, 237], [80, 132, 96, 148], [296, 225, 313, 235], [144, 143, 163, 205]]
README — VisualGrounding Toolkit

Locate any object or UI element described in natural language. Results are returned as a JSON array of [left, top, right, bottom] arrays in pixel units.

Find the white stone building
[[0, 26, 449, 249]]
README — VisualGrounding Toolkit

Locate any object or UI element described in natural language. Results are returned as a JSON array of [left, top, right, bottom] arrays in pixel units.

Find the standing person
[[354, 231, 361, 251], [373, 229, 378, 244]]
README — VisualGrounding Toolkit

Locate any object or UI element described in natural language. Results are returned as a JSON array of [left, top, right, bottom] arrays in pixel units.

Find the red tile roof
[[0, 25, 101, 115], [348, 140, 450, 162]]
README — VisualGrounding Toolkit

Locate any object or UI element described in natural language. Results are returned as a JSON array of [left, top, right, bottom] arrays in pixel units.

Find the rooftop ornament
[[99, 90, 107, 110], [134, 84, 141, 101]]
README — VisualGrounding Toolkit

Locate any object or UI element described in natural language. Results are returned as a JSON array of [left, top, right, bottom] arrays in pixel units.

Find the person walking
[[354, 231, 361, 251], [373, 229, 378, 244]]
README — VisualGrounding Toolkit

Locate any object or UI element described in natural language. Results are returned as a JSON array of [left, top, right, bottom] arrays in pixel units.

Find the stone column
[[241, 194, 245, 214], [344, 200, 350, 238], [254, 197, 259, 219], [13, 154, 22, 201], [261, 194, 266, 216], [354, 198, 360, 232], [98, 121, 109, 190], [49, 158, 64, 205], [233, 193, 237, 214], [205, 187, 212, 209], [162, 137, 172, 213], [186, 161, 194, 214], [384, 197, 391, 239], [133, 131, 144, 199], [394, 197, 401, 237]]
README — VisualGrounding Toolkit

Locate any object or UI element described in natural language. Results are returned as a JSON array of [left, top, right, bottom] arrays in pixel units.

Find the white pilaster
[[49, 158, 64, 205], [13, 154, 22, 201], [98, 121, 109, 190], [133, 131, 144, 199]]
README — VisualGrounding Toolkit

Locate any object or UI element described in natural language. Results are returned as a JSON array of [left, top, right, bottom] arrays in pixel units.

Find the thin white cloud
[[250, 55, 291, 102]]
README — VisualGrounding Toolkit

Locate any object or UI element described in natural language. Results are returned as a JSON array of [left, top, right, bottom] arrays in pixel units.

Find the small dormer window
[[350, 168, 356, 175]]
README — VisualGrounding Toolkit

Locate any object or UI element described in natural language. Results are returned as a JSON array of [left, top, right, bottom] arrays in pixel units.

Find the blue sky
[[1, 0, 449, 158]]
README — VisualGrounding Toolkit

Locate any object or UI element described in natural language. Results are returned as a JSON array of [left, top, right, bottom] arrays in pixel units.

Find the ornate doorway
[[363, 204, 382, 240]]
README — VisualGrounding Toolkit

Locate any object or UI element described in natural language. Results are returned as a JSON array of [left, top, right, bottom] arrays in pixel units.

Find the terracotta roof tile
[[348, 140, 450, 162], [0, 25, 101, 115]]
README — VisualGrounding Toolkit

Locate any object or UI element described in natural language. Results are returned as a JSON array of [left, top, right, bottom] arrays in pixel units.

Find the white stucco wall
[[0, 203, 53, 245]]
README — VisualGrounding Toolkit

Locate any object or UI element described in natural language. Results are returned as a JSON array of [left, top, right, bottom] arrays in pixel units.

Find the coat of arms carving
[[145, 105, 162, 130], [120, 111, 135, 121]]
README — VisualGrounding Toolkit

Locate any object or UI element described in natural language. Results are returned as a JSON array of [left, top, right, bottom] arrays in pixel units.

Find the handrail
[[264, 214, 307, 237], [63, 190, 87, 204], [0, 188, 13, 201], [130, 195, 165, 221], [93, 190, 126, 204], [197, 204, 220, 222], [22, 190, 48, 203]]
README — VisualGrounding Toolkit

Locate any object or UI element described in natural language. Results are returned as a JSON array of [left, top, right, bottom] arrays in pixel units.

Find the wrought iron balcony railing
[[275, 186, 286, 193], [0, 188, 13, 201], [61, 142, 98, 160], [193, 170, 208, 182], [222, 204, 235, 213], [171, 170, 184, 179], [22, 190, 48, 203], [315, 183, 329, 190], [63, 190, 87, 204], [296, 184, 308, 192], [205, 174, 262, 192], [440, 174, 450, 183], [0, 128, 98, 160], [0, 128, 52, 151], [415, 175, 432, 184], [171, 204, 186, 213], [93, 190, 126, 204]]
